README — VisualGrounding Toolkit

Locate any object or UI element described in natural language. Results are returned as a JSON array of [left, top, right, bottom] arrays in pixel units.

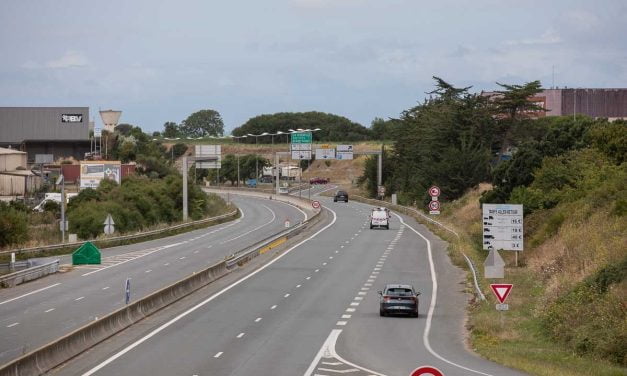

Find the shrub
[[542, 259, 627, 365], [0, 203, 29, 247]]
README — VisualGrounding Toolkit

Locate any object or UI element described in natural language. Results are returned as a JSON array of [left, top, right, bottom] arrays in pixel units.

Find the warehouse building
[[0, 147, 41, 197], [483, 88, 627, 120], [0, 107, 91, 162]]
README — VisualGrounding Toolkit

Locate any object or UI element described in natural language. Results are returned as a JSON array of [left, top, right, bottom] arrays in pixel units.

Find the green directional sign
[[291, 132, 312, 143]]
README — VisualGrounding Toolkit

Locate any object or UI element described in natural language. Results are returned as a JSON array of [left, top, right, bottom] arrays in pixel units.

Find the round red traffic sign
[[312, 200, 321, 209], [410, 366, 444, 376], [428, 186, 441, 197], [428, 200, 440, 211]]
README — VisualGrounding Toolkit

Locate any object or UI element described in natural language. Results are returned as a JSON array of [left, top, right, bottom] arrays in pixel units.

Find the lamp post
[[56, 175, 66, 243]]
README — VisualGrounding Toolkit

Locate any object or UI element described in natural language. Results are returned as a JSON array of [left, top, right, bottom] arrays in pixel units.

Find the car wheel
[[380, 310, 386, 317], [370, 225, 373, 229], [413, 312, 419, 318], [385, 225, 389, 230], [334, 199, 337, 202]]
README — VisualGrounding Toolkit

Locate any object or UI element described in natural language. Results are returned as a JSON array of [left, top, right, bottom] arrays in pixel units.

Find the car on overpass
[[378, 284, 420, 317], [309, 177, 329, 184]]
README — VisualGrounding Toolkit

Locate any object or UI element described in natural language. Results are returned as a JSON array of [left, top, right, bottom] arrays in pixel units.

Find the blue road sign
[[125, 278, 131, 304]]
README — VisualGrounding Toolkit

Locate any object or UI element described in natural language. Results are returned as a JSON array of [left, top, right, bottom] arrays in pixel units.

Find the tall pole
[[182, 156, 188, 221], [377, 151, 382, 187], [255, 136, 258, 187], [60, 177, 65, 243], [237, 154, 240, 187], [275, 152, 280, 195]]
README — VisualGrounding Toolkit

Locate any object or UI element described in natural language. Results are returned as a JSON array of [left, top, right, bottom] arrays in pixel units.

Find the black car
[[379, 284, 420, 317], [334, 190, 348, 202]]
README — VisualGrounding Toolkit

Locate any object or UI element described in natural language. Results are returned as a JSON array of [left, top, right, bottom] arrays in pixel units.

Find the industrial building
[[0, 147, 41, 197], [0, 107, 91, 162], [483, 88, 627, 120]]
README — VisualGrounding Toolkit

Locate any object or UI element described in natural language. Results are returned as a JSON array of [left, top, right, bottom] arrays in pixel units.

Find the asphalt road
[[53, 189, 528, 376], [0, 195, 307, 366]]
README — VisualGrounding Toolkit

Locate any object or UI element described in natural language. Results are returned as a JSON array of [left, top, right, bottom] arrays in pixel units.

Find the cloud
[[504, 28, 561, 46], [45, 51, 89, 68]]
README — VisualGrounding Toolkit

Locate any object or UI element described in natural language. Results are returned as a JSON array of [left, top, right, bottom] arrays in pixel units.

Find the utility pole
[[182, 156, 188, 221], [237, 154, 240, 187]]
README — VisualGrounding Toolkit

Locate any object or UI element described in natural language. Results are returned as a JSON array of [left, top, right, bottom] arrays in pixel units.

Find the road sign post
[[125, 278, 131, 305]]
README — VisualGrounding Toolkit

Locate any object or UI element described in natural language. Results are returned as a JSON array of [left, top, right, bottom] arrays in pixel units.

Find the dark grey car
[[378, 284, 420, 317], [334, 190, 349, 202]]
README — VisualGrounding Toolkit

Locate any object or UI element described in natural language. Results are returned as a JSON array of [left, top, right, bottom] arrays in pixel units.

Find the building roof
[[0, 147, 26, 155]]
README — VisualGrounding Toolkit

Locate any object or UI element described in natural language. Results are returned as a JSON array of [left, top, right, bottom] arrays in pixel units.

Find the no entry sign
[[410, 366, 444, 376]]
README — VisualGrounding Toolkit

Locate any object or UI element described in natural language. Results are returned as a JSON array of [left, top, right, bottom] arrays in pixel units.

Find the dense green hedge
[[0, 202, 29, 247], [67, 175, 228, 240]]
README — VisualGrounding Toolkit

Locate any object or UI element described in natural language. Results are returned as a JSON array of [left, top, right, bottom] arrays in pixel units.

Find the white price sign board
[[482, 204, 523, 251], [315, 148, 336, 160], [336, 145, 353, 160]]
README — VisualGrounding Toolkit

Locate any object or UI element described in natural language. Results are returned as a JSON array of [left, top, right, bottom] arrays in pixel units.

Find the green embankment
[[431, 171, 626, 375]]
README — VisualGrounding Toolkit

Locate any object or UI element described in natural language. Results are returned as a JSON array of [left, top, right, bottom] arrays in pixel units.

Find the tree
[[163, 121, 179, 138], [492, 80, 544, 120], [114, 123, 134, 136], [232, 112, 371, 142], [180, 110, 224, 137]]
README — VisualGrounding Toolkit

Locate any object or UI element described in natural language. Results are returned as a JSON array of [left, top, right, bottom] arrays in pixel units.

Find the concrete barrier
[[0, 260, 59, 288], [204, 188, 317, 218], [0, 261, 229, 376]]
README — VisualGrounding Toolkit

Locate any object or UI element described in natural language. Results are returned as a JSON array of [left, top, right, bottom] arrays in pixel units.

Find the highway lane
[[0, 195, 306, 366], [55, 192, 526, 376]]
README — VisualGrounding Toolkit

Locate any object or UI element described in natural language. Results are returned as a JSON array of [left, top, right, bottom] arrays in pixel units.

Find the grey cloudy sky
[[1, 0, 626, 133]]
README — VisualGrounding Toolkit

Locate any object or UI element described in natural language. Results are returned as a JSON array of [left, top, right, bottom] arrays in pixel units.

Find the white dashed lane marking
[[45, 308, 55, 313], [255, 317, 262, 322], [236, 333, 245, 338], [6, 322, 19, 328], [214, 352, 223, 358], [75, 296, 84, 301]]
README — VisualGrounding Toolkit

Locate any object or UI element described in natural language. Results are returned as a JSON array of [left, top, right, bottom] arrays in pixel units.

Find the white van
[[370, 209, 389, 230]]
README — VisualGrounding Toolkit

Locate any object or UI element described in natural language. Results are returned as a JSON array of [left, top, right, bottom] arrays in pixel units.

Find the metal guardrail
[[0, 259, 60, 288], [352, 195, 486, 301], [0, 210, 239, 258]]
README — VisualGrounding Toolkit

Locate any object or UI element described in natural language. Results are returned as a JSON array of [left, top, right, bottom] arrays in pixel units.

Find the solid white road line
[[0, 283, 61, 306], [303, 329, 384, 376], [221, 204, 276, 244], [394, 213, 494, 376], [80, 208, 338, 376]]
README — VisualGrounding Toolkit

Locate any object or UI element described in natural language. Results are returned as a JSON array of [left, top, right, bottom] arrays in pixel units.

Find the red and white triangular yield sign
[[490, 284, 513, 304]]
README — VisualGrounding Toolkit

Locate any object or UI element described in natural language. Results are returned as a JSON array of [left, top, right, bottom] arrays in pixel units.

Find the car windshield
[[337, 191, 347, 195], [386, 288, 414, 296]]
